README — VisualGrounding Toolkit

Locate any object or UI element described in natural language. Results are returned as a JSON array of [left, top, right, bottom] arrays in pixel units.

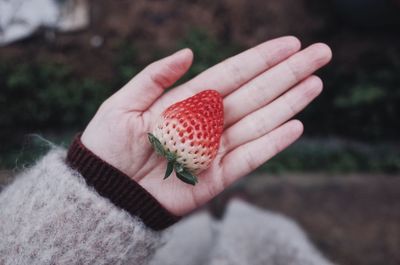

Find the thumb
[[114, 48, 193, 111]]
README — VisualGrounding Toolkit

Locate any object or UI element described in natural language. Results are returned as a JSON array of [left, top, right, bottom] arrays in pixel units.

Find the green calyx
[[148, 133, 199, 186]]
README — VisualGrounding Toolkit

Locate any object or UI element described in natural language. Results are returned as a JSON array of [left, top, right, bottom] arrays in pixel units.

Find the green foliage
[[114, 42, 140, 87], [304, 49, 400, 141], [1, 28, 400, 173], [261, 138, 400, 174], [0, 60, 111, 170], [176, 29, 241, 83], [0, 132, 74, 169], [334, 83, 385, 107], [0, 61, 109, 129]]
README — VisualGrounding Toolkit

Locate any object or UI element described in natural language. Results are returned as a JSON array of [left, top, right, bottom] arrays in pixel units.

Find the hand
[[81, 36, 332, 216]]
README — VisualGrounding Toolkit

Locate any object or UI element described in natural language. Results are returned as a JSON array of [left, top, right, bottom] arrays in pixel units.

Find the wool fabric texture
[[0, 147, 334, 265], [66, 134, 180, 230], [0, 150, 161, 265]]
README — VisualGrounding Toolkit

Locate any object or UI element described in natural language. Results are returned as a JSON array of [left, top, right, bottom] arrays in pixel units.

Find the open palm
[[81, 36, 332, 216]]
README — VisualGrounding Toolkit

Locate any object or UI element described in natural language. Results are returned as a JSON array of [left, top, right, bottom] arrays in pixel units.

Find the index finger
[[151, 36, 301, 112]]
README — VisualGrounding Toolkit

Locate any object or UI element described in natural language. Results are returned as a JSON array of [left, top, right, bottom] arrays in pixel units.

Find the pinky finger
[[220, 119, 304, 186]]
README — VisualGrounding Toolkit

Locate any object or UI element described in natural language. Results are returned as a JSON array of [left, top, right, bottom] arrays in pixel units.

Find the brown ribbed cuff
[[66, 134, 180, 231]]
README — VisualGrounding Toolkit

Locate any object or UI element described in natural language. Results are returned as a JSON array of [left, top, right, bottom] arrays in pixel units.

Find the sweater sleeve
[[0, 149, 162, 265]]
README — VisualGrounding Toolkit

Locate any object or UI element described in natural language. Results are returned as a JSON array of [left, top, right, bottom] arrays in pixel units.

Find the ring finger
[[221, 75, 323, 153]]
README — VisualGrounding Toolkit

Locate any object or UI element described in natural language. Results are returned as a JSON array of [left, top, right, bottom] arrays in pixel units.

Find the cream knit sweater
[[0, 150, 333, 265]]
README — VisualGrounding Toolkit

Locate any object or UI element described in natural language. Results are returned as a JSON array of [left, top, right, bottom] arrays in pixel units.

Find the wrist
[[66, 133, 180, 230]]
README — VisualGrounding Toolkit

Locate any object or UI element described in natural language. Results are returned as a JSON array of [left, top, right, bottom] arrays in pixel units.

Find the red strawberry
[[148, 90, 224, 185]]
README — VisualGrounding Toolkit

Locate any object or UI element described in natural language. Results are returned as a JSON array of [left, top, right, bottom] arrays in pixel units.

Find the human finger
[[221, 75, 322, 153], [112, 48, 193, 111], [223, 43, 332, 127], [151, 36, 301, 113], [219, 119, 303, 187]]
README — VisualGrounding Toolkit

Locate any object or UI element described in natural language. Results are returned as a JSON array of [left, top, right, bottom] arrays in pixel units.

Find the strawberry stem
[[176, 171, 198, 185], [148, 133, 165, 156], [164, 161, 174, 179], [148, 132, 199, 186], [174, 163, 198, 185]]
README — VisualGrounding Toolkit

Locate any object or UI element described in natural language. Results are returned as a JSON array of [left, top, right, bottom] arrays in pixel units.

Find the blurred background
[[0, 0, 399, 264]]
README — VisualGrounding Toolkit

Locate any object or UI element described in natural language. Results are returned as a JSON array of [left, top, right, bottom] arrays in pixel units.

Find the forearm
[[0, 149, 161, 265]]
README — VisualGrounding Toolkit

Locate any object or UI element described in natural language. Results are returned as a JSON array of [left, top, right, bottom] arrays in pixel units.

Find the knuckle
[[147, 66, 172, 89], [249, 81, 268, 107], [146, 58, 184, 89], [254, 45, 271, 69], [248, 114, 269, 137], [220, 134, 230, 153], [285, 60, 301, 83], [266, 133, 281, 156], [243, 148, 257, 172], [208, 178, 223, 197], [282, 93, 297, 116], [222, 59, 245, 87]]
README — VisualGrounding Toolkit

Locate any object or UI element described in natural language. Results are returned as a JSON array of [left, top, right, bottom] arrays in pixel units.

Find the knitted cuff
[[66, 134, 180, 231]]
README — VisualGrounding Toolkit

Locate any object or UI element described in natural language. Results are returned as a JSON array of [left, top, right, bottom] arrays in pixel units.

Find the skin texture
[[81, 36, 332, 216]]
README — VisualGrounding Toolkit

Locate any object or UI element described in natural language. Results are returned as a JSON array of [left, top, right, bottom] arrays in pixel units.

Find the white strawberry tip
[[148, 133, 199, 186]]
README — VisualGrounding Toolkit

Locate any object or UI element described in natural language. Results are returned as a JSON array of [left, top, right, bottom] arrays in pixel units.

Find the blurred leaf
[[335, 84, 385, 107]]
